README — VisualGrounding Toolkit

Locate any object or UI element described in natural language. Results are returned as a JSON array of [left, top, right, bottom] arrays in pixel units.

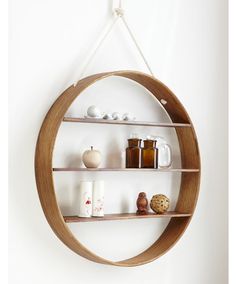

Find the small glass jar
[[158, 144, 172, 168], [126, 139, 142, 168], [141, 139, 157, 168], [154, 136, 172, 168]]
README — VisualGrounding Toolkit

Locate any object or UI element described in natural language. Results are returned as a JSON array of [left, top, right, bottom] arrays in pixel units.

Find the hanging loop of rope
[[74, 0, 154, 86]]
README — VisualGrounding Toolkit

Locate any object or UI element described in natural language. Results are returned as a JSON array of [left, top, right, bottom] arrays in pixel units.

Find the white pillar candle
[[92, 180, 105, 217], [78, 181, 92, 217]]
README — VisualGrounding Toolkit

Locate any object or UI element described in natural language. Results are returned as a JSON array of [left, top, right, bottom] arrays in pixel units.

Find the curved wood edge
[[35, 74, 113, 265], [35, 70, 200, 266], [116, 217, 191, 266]]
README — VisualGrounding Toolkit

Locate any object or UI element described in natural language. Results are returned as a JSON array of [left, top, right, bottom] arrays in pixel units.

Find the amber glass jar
[[126, 139, 141, 168], [141, 140, 158, 168]]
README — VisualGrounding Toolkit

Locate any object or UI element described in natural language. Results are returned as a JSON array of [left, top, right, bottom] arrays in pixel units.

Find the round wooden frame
[[35, 70, 201, 267]]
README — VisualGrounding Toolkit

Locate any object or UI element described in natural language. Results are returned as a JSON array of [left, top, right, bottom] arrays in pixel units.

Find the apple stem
[[91, 146, 93, 150]]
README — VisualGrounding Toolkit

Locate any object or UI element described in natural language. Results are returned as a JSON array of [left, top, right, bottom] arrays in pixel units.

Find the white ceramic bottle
[[78, 181, 93, 217], [92, 180, 105, 217]]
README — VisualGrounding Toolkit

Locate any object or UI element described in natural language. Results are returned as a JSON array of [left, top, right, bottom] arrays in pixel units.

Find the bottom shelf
[[63, 212, 192, 223]]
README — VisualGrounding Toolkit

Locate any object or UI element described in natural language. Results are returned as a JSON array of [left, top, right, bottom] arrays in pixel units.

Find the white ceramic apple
[[82, 146, 102, 168]]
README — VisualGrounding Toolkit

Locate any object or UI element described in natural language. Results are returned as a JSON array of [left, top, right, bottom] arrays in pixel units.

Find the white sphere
[[87, 105, 101, 118], [112, 112, 121, 120], [122, 113, 135, 121], [103, 113, 113, 120]]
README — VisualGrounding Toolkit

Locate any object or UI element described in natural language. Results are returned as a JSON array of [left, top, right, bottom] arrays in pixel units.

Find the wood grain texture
[[64, 212, 192, 223], [34, 70, 201, 266]]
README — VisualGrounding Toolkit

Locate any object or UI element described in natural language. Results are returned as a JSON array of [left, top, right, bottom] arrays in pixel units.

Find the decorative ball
[[103, 113, 113, 120], [150, 194, 170, 214], [112, 112, 121, 120], [122, 113, 135, 121], [87, 105, 101, 118]]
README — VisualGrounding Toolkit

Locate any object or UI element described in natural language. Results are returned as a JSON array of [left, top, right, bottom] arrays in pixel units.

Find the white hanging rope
[[74, 1, 154, 86], [120, 15, 154, 76], [74, 16, 120, 86]]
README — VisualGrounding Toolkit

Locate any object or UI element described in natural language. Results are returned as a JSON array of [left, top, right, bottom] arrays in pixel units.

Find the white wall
[[9, 0, 228, 283]]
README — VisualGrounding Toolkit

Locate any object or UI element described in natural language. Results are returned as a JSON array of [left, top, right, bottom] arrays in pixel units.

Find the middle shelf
[[53, 168, 200, 172]]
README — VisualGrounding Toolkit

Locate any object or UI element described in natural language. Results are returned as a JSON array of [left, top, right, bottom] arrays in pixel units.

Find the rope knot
[[114, 7, 124, 17]]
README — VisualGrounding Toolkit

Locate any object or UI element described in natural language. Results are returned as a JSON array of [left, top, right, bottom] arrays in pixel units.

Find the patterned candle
[[92, 180, 104, 217], [78, 181, 92, 217]]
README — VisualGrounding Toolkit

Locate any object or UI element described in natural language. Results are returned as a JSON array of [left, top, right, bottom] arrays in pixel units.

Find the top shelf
[[63, 117, 192, 128]]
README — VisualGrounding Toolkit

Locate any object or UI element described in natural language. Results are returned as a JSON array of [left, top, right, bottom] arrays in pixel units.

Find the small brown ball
[[150, 194, 170, 214]]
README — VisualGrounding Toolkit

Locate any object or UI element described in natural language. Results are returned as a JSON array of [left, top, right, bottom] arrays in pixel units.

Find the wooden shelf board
[[63, 117, 192, 128], [64, 212, 192, 223], [53, 167, 199, 172]]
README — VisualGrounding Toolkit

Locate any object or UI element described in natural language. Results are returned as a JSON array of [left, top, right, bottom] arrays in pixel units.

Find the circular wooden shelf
[[35, 70, 201, 267]]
